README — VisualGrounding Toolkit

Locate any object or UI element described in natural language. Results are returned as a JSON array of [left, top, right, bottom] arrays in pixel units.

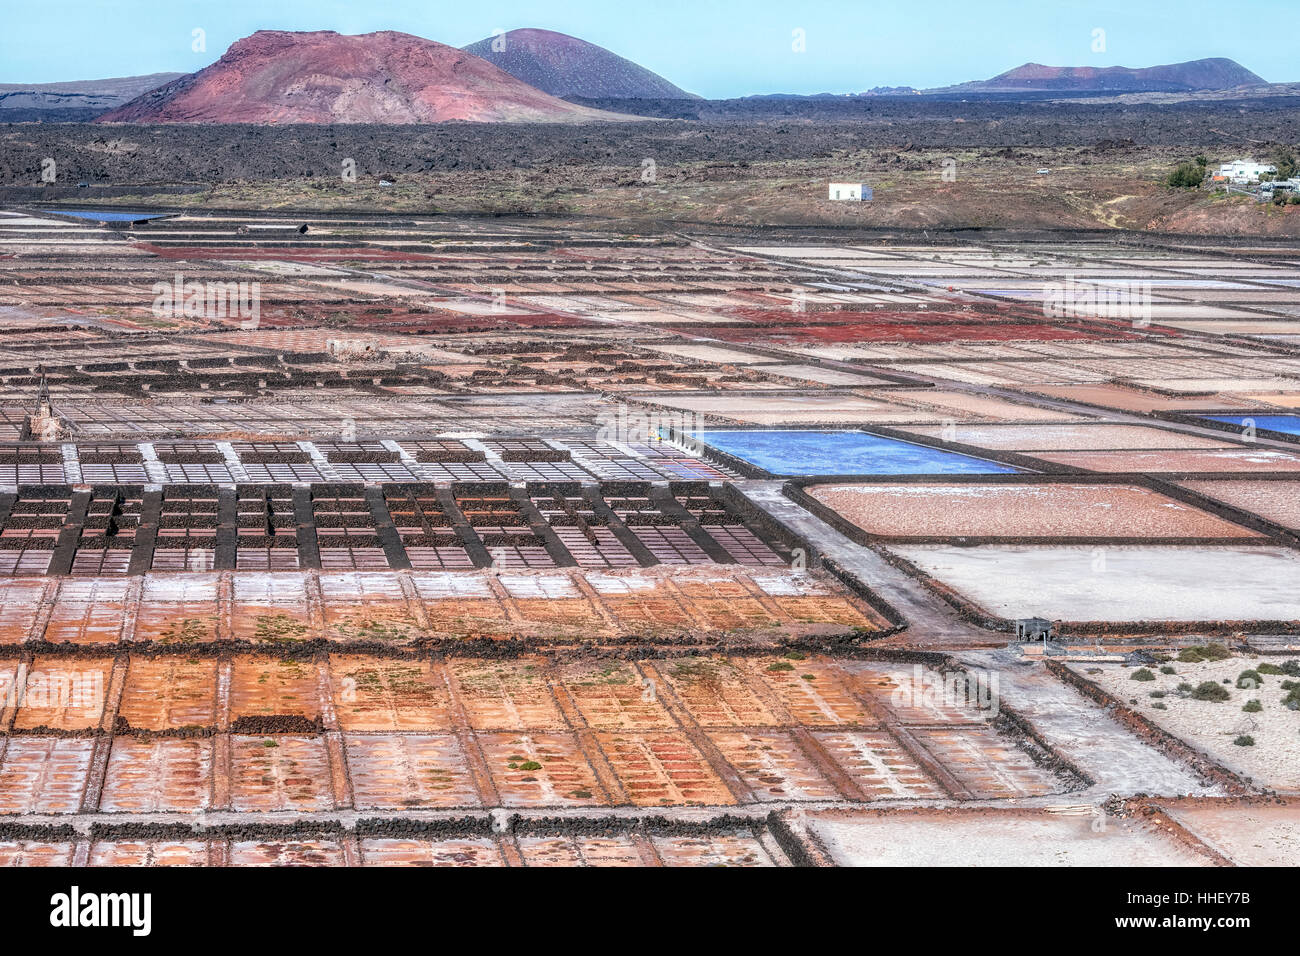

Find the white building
[[1216, 160, 1277, 184], [829, 183, 872, 201]]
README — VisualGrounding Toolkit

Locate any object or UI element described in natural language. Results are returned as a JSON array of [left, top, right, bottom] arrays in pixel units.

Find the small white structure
[[829, 182, 872, 201], [326, 338, 382, 362], [1262, 177, 1300, 193], [1216, 160, 1276, 184]]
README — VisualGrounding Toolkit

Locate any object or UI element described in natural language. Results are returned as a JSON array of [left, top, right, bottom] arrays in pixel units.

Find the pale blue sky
[[1, 0, 1292, 96]]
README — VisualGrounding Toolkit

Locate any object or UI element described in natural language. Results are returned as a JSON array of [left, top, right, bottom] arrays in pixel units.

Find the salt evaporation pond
[[1204, 414, 1300, 437], [691, 430, 1020, 477]]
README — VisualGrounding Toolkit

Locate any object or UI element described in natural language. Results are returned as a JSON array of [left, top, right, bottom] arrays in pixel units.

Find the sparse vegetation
[[1081, 645, 1300, 790], [1131, 668, 1156, 681], [1178, 644, 1232, 664], [157, 618, 210, 644], [1233, 735, 1255, 747], [253, 613, 310, 643]]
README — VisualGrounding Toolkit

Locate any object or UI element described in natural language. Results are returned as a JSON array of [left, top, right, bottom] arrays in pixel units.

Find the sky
[[1, 0, 1294, 96]]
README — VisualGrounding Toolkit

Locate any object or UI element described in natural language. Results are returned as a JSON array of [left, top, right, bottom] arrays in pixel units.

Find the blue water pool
[[691, 429, 1020, 477], [1203, 414, 1300, 437], [47, 210, 173, 222]]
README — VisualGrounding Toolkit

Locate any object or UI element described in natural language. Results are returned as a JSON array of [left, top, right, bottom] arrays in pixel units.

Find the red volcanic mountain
[[948, 58, 1264, 93], [97, 30, 629, 124], [462, 28, 696, 99]]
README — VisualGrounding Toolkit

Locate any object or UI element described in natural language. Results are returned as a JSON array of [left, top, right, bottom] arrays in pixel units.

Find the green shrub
[[1283, 688, 1300, 711], [1160, 665, 1176, 675], [1191, 681, 1231, 702], [1176, 682, 1195, 697], [1233, 735, 1255, 747], [1149, 690, 1167, 698], [1177, 644, 1229, 663], [1131, 668, 1156, 681], [1257, 663, 1285, 675], [1152, 702, 1167, 710], [1280, 660, 1300, 677], [1237, 669, 1262, 689], [1272, 145, 1298, 180], [1166, 162, 1205, 188], [1243, 699, 1262, 713]]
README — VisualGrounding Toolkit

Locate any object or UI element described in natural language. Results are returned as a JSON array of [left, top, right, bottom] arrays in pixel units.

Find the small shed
[[1015, 617, 1054, 642], [829, 183, 871, 201]]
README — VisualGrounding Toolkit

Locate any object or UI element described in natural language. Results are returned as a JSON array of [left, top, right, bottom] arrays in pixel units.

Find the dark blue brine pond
[[1203, 414, 1300, 437], [48, 210, 173, 222], [691, 429, 1021, 476]]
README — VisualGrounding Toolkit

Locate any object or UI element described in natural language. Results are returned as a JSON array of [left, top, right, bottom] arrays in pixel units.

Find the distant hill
[[0, 73, 183, 117], [937, 58, 1265, 93], [97, 30, 630, 124], [463, 28, 697, 99]]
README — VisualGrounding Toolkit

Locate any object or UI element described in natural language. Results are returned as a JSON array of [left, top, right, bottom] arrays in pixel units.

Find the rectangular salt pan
[[692, 430, 1019, 477]]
